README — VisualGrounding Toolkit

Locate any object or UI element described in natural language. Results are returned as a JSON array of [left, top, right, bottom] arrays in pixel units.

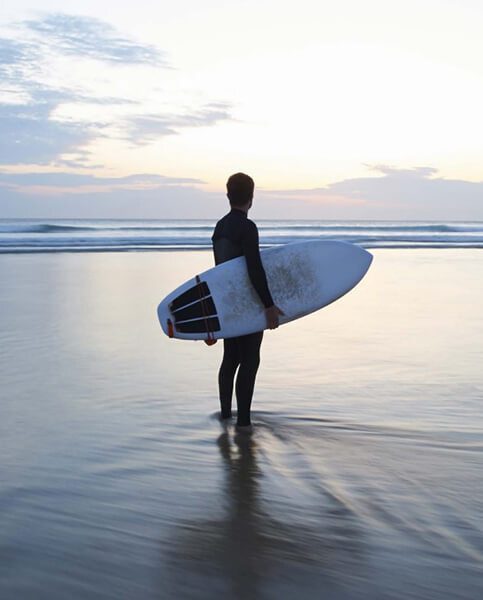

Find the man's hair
[[226, 173, 254, 207]]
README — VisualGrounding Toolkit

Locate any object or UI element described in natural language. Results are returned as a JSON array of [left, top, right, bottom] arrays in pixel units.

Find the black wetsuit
[[212, 208, 273, 426]]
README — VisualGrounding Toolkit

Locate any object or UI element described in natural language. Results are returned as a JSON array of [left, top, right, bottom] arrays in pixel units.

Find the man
[[211, 173, 284, 433]]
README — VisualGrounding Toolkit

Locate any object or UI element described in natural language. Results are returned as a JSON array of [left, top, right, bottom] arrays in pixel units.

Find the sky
[[0, 0, 482, 220]]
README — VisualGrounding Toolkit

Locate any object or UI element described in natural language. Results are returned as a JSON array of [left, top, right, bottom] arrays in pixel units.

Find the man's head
[[226, 173, 254, 210]]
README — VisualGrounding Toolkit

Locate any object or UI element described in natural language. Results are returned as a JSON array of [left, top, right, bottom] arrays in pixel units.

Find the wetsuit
[[212, 208, 274, 426]]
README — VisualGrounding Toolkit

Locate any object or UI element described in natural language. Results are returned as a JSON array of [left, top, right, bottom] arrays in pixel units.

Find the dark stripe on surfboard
[[169, 281, 210, 312], [175, 316, 220, 333], [173, 296, 216, 322]]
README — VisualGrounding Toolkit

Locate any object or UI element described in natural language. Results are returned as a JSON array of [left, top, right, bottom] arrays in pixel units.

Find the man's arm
[[241, 220, 274, 309]]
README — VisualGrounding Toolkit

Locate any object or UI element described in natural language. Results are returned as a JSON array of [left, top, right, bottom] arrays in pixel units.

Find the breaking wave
[[1, 219, 483, 252]]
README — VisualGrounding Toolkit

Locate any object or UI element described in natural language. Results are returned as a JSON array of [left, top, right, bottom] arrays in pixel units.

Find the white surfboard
[[157, 240, 372, 341]]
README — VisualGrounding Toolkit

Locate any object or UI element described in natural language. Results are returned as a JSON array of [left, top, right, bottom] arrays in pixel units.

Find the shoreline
[[2, 244, 483, 255]]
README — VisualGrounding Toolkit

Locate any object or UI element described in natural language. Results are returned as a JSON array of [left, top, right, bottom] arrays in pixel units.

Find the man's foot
[[218, 412, 232, 431], [235, 423, 253, 434]]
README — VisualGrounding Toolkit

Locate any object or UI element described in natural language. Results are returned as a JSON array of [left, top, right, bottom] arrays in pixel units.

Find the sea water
[[1, 218, 483, 252]]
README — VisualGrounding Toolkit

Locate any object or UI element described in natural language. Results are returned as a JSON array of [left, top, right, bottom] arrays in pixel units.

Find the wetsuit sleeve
[[241, 220, 274, 308], [211, 221, 220, 265]]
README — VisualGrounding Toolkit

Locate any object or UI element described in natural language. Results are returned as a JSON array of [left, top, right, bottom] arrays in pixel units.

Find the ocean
[[1, 228, 482, 599], [1, 219, 483, 252]]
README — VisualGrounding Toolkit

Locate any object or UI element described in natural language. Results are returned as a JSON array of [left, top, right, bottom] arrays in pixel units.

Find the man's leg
[[218, 337, 240, 419], [235, 331, 264, 427]]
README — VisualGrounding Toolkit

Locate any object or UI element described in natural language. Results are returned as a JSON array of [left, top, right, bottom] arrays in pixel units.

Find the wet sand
[[1, 250, 482, 599]]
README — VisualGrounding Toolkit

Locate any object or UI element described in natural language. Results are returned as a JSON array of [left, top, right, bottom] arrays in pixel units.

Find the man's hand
[[265, 305, 285, 330]]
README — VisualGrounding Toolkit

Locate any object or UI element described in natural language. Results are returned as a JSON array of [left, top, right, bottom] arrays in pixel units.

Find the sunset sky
[[1, 0, 482, 219]]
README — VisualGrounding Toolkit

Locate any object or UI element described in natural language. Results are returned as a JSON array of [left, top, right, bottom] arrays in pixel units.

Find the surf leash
[[166, 318, 174, 338]]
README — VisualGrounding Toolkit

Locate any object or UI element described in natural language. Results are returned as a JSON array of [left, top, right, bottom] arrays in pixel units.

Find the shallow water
[[1, 250, 482, 599]]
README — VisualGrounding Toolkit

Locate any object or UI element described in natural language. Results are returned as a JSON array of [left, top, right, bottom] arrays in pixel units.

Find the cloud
[[1, 165, 482, 220], [0, 171, 202, 188], [0, 26, 114, 165], [126, 103, 234, 144], [0, 170, 221, 219], [0, 37, 31, 70], [22, 13, 166, 66], [260, 166, 483, 220], [0, 13, 233, 167], [364, 165, 439, 179], [0, 98, 99, 165]]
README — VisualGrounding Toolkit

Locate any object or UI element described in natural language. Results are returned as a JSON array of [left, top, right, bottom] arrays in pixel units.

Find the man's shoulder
[[244, 217, 258, 231], [213, 212, 229, 231], [216, 212, 228, 223]]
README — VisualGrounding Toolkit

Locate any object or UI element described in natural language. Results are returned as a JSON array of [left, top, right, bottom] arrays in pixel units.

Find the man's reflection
[[163, 427, 363, 599]]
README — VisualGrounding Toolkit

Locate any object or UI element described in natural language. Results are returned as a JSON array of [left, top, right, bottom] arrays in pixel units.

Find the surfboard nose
[[359, 246, 373, 274], [346, 243, 373, 282], [338, 240, 372, 268], [307, 241, 373, 301]]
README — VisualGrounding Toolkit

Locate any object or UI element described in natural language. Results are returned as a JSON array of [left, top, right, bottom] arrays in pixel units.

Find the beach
[[1, 248, 483, 599]]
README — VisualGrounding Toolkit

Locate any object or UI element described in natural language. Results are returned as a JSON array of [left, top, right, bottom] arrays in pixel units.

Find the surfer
[[212, 173, 284, 432]]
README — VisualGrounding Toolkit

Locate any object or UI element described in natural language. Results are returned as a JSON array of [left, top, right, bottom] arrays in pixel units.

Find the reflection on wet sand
[[2, 251, 483, 599], [164, 427, 364, 599]]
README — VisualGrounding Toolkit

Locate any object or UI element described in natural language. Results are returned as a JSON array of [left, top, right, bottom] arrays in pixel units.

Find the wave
[[1, 219, 483, 252], [0, 223, 216, 234], [2, 244, 483, 254], [2, 238, 483, 253], [2, 233, 483, 244], [2, 221, 483, 235], [268, 224, 483, 233]]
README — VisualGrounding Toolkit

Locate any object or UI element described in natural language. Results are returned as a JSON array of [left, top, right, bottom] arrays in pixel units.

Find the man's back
[[212, 208, 249, 264], [212, 208, 274, 309]]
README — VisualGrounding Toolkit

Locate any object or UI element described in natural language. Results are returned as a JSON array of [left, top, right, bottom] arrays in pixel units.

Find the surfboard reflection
[[163, 425, 365, 598]]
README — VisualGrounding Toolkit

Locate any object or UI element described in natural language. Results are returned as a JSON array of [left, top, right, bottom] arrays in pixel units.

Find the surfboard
[[157, 240, 372, 341]]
